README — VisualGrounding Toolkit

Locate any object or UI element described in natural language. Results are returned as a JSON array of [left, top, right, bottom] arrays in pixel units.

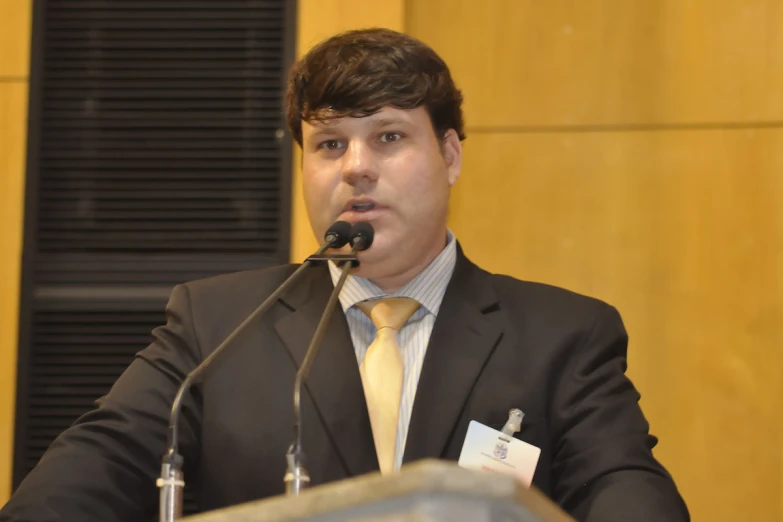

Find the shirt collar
[[328, 229, 457, 316]]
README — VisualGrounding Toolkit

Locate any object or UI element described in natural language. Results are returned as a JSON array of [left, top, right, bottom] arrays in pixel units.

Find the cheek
[[391, 150, 447, 191], [302, 166, 334, 212], [394, 167, 450, 219], [415, 155, 451, 196]]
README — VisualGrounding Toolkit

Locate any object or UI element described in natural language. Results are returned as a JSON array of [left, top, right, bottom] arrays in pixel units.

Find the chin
[[351, 235, 395, 278]]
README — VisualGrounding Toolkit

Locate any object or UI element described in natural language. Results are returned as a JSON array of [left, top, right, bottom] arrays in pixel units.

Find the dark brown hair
[[285, 28, 465, 146]]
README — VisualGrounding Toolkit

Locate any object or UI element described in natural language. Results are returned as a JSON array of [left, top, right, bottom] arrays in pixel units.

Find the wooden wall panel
[[0, 81, 29, 503], [407, 0, 783, 128], [0, 0, 32, 77], [450, 130, 783, 521], [0, 0, 31, 503], [291, 0, 406, 262]]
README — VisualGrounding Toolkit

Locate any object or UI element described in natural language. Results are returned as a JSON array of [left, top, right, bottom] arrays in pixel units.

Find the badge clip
[[498, 408, 524, 442]]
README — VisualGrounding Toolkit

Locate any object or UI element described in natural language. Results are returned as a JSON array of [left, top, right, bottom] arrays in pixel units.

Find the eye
[[379, 132, 402, 143], [318, 139, 343, 151]]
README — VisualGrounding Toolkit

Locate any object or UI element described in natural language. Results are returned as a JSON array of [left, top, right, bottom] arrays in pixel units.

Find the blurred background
[[1, 1, 781, 521]]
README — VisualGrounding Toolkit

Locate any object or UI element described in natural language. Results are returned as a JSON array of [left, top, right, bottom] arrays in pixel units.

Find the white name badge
[[458, 420, 541, 487]]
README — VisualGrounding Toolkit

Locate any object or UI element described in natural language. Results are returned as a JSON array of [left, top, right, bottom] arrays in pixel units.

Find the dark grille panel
[[16, 1, 295, 516], [24, 309, 161, 471], [37, 0, 287, 258]]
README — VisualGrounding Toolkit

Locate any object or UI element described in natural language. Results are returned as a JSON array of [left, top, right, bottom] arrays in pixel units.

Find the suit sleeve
[[550, 303, 690, 522], [0, 284, 203, 522]]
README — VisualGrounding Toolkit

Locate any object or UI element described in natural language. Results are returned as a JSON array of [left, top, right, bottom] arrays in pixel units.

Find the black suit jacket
[[0, 249, 689, 521]]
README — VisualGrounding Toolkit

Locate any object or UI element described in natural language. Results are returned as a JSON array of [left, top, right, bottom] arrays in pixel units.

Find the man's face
[[301, 106, 462, 285]]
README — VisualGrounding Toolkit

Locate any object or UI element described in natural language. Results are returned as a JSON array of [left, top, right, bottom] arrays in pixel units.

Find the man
[[0, 28, 689, 521]]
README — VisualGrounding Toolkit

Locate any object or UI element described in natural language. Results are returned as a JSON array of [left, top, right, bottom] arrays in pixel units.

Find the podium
[[183, 460, 575, 522]]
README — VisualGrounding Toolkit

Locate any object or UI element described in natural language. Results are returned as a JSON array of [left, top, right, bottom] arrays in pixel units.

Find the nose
[[341, 140, 379, 185]]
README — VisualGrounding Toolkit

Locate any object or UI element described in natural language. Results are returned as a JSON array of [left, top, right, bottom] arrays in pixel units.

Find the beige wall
[[294, 1, 783, 521], [0, 0, 32, 504]]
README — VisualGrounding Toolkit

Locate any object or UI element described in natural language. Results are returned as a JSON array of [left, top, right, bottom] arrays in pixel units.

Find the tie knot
[[358, 297, 421, 332]]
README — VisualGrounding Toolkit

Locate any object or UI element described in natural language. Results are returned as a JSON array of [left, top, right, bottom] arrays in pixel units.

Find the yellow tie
[[357, 297, 421, 475]]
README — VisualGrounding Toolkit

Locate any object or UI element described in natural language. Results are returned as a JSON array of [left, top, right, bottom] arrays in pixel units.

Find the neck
[[369, 233, 449, 293]]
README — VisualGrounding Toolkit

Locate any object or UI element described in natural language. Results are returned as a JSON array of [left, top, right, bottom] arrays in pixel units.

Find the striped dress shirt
[[328, 230, 457, 469]]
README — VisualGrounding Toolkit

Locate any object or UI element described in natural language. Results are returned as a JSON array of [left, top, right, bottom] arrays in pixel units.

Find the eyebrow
[[307, 127, 340, 138], [370, 117, 412, 127], [303, 115, 413, 141], [304, 122, 344, 142]]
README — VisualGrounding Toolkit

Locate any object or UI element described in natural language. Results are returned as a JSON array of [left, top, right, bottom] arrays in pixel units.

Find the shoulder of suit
[[482, 271, 620, 321]]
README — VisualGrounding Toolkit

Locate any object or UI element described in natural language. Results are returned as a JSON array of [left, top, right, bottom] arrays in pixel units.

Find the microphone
[[284, 222, 374, 496], [158, 221, 351, 522], [348, 221, 374, 251]]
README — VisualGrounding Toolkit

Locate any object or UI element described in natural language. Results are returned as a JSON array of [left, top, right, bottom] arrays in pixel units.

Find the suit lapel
[[403, 249, 504, 463], [273, 265, 379, 477]]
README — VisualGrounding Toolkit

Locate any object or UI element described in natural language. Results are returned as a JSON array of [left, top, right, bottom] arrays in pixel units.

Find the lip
[[342, 198, 383, 212], [339, 198, 387, 222], [339, 208, 387, 222]]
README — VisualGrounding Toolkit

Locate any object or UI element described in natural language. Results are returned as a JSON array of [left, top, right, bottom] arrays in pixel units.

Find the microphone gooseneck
[[158, 221, 351, 522], [285, 222, 374, 496]]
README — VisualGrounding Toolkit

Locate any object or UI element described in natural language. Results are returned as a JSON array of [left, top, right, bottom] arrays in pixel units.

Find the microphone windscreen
[[324, 221, 351, 248], [349, 222, 374, 251]]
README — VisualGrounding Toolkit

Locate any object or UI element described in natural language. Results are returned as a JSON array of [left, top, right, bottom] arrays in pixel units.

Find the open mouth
[[351, 202, 376, 212]]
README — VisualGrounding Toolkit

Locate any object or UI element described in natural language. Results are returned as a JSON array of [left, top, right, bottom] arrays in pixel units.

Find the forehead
[[301, 106, 429, 138]]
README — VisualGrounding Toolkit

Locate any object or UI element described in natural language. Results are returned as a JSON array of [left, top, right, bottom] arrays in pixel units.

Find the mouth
[[349, 202, 376, 212], [342, 199, 382, 215]]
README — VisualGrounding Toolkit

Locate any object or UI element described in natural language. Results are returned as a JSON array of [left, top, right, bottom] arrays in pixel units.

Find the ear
[[441, 129, 462, 187]]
